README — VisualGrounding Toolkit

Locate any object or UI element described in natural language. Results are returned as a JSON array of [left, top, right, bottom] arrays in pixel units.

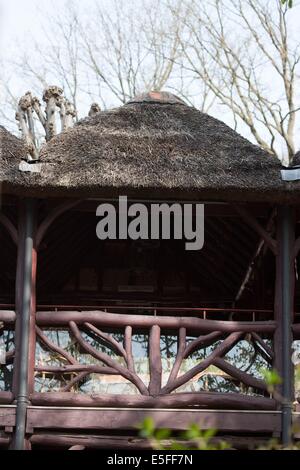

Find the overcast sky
[[0, 0, 90, 53], [1, 0, 300, 161], [0, 0, 109, 118], [0, 0, 44, 50], [2, 0, 300, 49]]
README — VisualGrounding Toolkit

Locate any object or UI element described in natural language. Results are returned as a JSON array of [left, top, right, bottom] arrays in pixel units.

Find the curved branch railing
[[32, 310, 277, 405], [69, 321, 149, 395], [1, 308, 289, 409]]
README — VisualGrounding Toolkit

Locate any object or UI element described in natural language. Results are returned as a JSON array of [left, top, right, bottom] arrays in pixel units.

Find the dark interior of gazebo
[[0, 198, 279, 311]]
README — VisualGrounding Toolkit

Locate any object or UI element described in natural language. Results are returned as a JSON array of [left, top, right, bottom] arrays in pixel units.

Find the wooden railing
[[32, 309, 277, 410], [1, 307, 300, 410]]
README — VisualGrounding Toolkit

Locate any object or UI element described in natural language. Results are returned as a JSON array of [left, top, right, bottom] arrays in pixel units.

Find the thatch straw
[[0, 93, 298, 202]]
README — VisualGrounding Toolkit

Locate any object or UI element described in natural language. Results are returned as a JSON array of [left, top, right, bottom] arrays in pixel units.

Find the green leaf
[[218, 440, 231, 450], [203, 428, 217, 440], [138, 417, 155, 437], [155, 428, 171, 440], [260, 368, 282, 389], [184, 423, 201, 439], [170, 443, 193, 450]]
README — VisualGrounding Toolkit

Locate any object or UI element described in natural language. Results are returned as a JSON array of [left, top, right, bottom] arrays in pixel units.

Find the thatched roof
[[0, 125, 28, 182], [0, 92, 299, 202], [293, 150, 300, 166]]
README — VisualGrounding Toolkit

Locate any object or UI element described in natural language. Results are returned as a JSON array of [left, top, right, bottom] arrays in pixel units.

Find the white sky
[[0, 0, 110, 53], [0, 0, 112, 117], [0, 0, 84, 53], [0, 0, 43, 49], [1, 0, 300, 161], [2, 0, 300, 50]]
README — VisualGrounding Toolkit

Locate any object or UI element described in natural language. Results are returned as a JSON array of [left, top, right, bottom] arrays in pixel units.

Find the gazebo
[[0, 89, 299, 450]]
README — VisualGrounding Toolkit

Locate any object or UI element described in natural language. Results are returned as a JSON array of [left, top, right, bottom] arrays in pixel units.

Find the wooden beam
[[66, 200, 271, 218], [235, 210, 276, 302], [0, 214, 18, 245], [27, 433, 273, 450], [0, 406, 16, 427], [36, 310, 277, 333], [233, 205, 277, 255], [0, 311, 15, 323], [0, 392, 14, 404], [26, 406, 280, 433], [213, 358, 268, 392], [30, 433, 155, 449], [29, 391, 276, 410], [36, 199, 82, 248], [34, 364, 118, 375], [5, 305, 275, 315]]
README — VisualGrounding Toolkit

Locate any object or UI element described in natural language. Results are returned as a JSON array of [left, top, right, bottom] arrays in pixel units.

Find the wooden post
[[28, 215, 37, 396], [274, 206, 295, 445], [149, 325, 162, 396], [12, 199, 37, 450], [12, 204, 26, 396]]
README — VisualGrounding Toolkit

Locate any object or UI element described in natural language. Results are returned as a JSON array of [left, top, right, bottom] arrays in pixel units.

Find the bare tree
[[0, 65, 20, 128], [170, 0, 300, 162], [80, 0, 185, 105], [1, 0, 185, 128], [1, 0, 299, 164]]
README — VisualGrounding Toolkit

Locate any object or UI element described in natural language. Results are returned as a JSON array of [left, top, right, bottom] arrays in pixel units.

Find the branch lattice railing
[[31, 309, 278, 410], [2, 308, 299, 409]]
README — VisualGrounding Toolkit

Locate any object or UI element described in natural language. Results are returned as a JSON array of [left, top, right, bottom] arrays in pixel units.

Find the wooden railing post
[[149, 325, 162, 396]]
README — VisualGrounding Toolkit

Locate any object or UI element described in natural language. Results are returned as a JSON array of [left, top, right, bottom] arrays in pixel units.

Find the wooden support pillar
[[12, 199, 37, 450], [12, 205, 26, 397], [28, 225, 37, 397], [274, 206, 295, 446]]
